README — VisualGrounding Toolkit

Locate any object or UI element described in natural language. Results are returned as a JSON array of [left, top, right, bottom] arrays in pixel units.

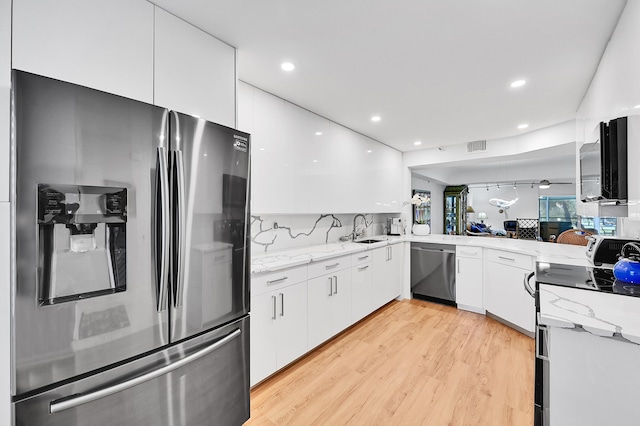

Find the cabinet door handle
[[279, 293, 285, 317], [387, 247, 391, 261], [498, 256, 515, 262], [334, 275, 338, 295], [457, 259, 460, 274], [357, 255, 369, 261], [358, 266, 369, 271], [266, 276, 288, 285], [271, 295, 277, 320], [325, 263, 340, 269], [328, 277, 333, 296]]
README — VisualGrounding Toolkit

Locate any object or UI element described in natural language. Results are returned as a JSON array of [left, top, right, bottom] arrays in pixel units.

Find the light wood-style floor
[[246, 299, 534, 426]]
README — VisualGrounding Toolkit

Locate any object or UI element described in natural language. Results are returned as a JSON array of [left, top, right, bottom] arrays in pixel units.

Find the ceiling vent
[[466, 140, 487, 153]]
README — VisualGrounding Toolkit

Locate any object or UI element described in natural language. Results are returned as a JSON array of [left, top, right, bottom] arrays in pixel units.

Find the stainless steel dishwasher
[[410, 243, 456, 306]]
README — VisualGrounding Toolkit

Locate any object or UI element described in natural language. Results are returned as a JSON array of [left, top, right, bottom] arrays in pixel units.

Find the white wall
[[576, 1, 640, 227]]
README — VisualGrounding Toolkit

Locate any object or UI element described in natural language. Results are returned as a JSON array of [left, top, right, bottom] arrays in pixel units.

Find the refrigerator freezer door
[[14, 316, 250, 426], [12, 70, 170, 395], [169, 111, 250, 342]]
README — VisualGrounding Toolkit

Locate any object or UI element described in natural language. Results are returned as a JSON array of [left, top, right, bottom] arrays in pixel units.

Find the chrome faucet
[[352, 214, 367, 240]]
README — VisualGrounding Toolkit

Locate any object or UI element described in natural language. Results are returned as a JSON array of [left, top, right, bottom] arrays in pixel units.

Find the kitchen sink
[[354, 239, 384, 244]]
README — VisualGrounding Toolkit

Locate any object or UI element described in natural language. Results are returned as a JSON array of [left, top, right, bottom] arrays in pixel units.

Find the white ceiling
[[151, 0, 626, 152]]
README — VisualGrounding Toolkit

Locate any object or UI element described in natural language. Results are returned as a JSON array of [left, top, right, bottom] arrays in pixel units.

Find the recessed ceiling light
[[312, 159, 318, 163], [367, 150, 372, 153], [414, 141, 422, 146], [518, 123, 529, 129], [371, 116, 381, 122], [510, 80, 526, 88], [315, 131, 323, 136], [281, 62, 295, 71]]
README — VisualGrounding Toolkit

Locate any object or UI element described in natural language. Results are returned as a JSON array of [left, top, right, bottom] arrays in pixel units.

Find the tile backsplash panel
[[251, 213, 397, 253], [621, 218, 640, 239]]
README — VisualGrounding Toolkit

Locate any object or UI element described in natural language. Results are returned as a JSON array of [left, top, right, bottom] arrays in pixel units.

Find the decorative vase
[[412, 223, 431, 236]]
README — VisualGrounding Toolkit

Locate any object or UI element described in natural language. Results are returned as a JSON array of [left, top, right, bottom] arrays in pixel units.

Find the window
[[538, 196, 577, 242], [538, 195, 617, 237], [580, 216, 617, 236], [538, 196, 577, 223]]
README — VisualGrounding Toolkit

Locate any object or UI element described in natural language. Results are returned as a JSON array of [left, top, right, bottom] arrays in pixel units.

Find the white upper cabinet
[[242, 84, 403, 215], [249, 89, 297, 213], [154, 8, 235, 127], [12, 0, 154, 103], [284, 101, 329, 214], [237, 82, 254, 134]]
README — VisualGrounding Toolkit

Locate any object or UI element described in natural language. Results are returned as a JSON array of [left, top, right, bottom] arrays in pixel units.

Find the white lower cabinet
[[307, 266, 352, 350], [484, 249, 535, 334], [351, 252, 374, 322], [455, 245, 484, 314], [251, 246, 405, 385], [250, 269, 308, 387], [372, 244, 402, 308]]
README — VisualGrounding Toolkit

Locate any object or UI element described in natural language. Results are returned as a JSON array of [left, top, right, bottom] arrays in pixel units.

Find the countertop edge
[[251, 234, 589, 274]]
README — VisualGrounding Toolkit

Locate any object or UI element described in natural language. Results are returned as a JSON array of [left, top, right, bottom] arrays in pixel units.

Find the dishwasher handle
[[411, 246, 456, 254]]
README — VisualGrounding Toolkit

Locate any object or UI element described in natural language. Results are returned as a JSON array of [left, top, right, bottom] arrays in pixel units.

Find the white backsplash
[[620, 218, 640, 239], [250, 213, 398, 253]]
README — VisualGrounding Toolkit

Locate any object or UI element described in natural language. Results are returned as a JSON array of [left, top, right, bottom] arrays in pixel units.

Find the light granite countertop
[[539, 283, 640, 344], [252, 233, 590, 274]]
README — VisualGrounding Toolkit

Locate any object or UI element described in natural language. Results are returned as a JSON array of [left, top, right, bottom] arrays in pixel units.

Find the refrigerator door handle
[[156, 147, 170, 311], [173, 149, 187, 308], [49, 328, 242, 414]]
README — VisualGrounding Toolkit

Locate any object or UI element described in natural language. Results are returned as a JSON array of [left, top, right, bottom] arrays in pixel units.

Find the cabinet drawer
[[308, 255, 352, 279], [486, 249, 533, 270], [351, 251, 373, 266], [252, 266, 307, 296], [456, 245, 483, 259]]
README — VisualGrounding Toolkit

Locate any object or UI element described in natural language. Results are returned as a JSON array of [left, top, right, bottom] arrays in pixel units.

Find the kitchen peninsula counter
[[252, 233, 589, 274]]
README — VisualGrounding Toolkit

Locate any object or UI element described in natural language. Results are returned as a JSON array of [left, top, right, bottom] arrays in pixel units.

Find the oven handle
[[524, 271, 536, 298], [536, 322, 549, 362]]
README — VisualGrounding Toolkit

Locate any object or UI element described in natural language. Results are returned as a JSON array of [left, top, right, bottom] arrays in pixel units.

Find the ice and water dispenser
[[38, 184, 127, 305]]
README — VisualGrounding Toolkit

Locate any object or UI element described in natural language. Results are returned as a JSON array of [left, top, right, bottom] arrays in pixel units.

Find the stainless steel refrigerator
[[10, 70, 251, 425]]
